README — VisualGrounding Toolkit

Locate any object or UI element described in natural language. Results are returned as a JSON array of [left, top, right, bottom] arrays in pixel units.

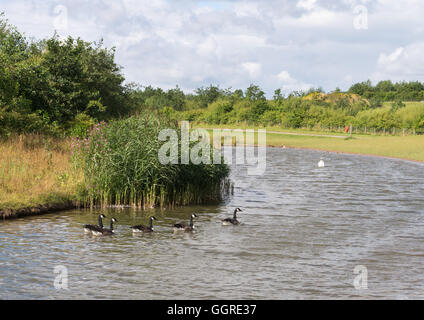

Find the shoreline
[[0, 201, 81, 221], [266, 143, 424, 164], [198, 126, 424, 162], [2, 144, 423, 221]]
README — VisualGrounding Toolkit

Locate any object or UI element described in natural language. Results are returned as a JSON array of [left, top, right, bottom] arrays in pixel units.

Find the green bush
[[68, 113, 96, 138]]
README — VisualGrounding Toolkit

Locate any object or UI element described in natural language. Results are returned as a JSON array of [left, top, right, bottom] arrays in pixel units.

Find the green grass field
[[265, 133, 424, 162], [382, 101, 424, 108], [195, 125, 424, 162]]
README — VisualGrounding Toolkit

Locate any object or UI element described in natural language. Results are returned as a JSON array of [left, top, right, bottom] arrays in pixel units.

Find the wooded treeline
[[1, 13, 424, 136]]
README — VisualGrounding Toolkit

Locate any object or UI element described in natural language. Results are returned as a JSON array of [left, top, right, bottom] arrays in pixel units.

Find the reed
[[73, 114, 230, 208]]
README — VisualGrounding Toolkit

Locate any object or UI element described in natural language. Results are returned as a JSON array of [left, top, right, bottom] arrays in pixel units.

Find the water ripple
[[1, 148, 424, 299]]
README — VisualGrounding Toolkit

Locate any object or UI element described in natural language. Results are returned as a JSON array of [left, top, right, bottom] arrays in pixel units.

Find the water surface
[[1, 148, 423, 299]]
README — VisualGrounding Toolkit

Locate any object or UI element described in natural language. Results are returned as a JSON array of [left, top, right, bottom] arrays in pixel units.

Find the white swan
[[318, 158, 325, 168]]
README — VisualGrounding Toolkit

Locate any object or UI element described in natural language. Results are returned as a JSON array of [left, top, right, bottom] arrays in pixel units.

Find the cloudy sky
[[2, 0, 424, 96]]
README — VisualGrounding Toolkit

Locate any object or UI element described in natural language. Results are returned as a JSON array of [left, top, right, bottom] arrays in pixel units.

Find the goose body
[[222, 218, 239, 226], [174, 214, 197, 232], [92, 218, 117, 236], [222, 208, 242, 226], [83, 214, 106, 233], [131, 216, 157, 233]]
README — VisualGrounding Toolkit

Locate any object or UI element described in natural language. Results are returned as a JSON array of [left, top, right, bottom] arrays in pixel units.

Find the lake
[[1, 147, 423, 299]]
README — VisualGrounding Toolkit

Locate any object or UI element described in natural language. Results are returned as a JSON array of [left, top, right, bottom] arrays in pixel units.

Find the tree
[[1, 29, 127, 127], [273, 89, 285, 109], [245, 84, 265, 102], [166, 85, 186, 111], [369, 97, 383, 109], [376, 80, 394, 92], [273, 88, 284, 100], [391, 99, 405, 113], [40, 36, 126, 121], [233, 89, 244, 99], [348, 80, 373, 97], [194, 85, 225, 108], [250, 100, 270, 121]]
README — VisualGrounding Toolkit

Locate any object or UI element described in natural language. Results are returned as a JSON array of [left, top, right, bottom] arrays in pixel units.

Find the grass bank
[[1, 118, 231, 214], [195, 124, 424, 162], [0, 135, 83, 213], [265, 133, 424, 162]]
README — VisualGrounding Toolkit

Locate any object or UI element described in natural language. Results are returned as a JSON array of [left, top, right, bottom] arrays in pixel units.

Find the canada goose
[[173, 214, 197, 232], [92, 217, 117, 236], [131, 216, 157, 233], [83, 214, 106, 233], [222, 208, 242, 225]]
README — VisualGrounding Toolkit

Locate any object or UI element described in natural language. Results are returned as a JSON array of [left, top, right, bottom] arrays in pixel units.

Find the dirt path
[[199, 127, 349, 139], [267, 130, 348, 139]]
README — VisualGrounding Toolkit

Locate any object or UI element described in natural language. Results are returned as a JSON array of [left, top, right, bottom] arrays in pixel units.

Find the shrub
[[68, 113, 95, 138]]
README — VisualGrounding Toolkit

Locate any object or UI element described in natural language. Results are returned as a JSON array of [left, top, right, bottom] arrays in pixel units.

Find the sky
[[1, 0, 424, 96]]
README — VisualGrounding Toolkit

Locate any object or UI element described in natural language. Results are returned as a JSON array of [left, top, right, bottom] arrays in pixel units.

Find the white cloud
[[233, 2, 261, 17], [277, 70, 293, 82], [1, 0, 424, 95], [277, 70, 312, 93], [242, 62, 262, 79], [372, 43, 424, 82], [378, 47, 404, 66], [297, 0, 317, 11]]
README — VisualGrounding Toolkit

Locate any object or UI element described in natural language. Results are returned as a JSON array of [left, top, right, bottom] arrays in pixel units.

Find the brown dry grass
[[0, 135, 83, 209]]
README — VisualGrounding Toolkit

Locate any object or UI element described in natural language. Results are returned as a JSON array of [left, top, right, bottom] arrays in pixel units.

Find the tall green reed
[[73, 114, 230, 208]]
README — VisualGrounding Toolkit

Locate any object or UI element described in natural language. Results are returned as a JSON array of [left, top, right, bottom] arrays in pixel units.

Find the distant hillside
[[303, 92, 370, 106]]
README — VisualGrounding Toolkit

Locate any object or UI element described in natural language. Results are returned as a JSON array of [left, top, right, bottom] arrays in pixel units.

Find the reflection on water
[[1, 148, 424, 299]]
